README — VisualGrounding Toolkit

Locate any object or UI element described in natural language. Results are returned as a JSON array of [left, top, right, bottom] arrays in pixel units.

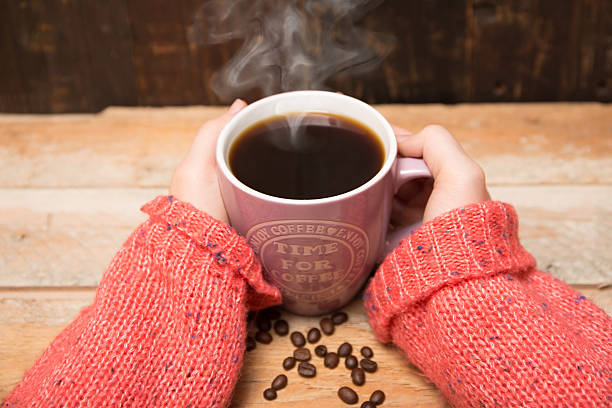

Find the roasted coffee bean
[[290, 331, 306, 347], [361, 402, 376, 408], [246, 336, 256, 351], [337, 342, 352, 357], [331, 311, 348, 325], [255, 331, 273, 344], [314, 345, 327, 357], [345, 355, 358, 370], [320, 317, 335, 335], [360, 346, 373, 359], [263, 388, 277, 400], [324, 352, 339, 368], [262, 307, 282, 321], [360, 358, 378, 373], [271, 374, 288, 391], [338, 386, 359, 404], [351, 367, 366, 386], [297, 362, 316, 378], [370, 390, 385, 405], [247, 311, 256, 323], [282, 356, 296, 370], [256, 314, 272, 332], [274, 319, 289, 336], [293, 348, 311, 362], [307, 327, 321, 343]]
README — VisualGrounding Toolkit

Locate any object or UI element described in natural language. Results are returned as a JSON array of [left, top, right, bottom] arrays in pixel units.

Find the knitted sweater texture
[[365, 201, 611, 407], [5, 196, 281, 407], [4, 197, 611, 406]]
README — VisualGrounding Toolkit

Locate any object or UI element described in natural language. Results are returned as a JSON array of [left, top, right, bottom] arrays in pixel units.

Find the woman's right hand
[[392, 124, 491, 224]]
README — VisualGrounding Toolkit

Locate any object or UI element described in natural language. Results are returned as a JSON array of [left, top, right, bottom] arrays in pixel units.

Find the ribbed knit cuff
[[141, 195, 282, 310], [364, 201, 536, 343]]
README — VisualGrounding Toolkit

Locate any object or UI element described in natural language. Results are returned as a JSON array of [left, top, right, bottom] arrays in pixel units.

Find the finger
[[392, 124, 412, 138], [223, 98, 248, 117], [397, 124, 473, 179]]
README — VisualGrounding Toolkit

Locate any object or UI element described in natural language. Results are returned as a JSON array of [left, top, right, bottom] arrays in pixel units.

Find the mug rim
[[216, 90, 398, 205]]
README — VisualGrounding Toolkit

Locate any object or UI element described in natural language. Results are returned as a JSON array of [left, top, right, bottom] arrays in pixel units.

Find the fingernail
[[227, 99, 245, 114]]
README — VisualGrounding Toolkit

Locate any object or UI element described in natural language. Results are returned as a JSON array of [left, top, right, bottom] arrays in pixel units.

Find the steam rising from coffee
[[191, 0, 395, 101]]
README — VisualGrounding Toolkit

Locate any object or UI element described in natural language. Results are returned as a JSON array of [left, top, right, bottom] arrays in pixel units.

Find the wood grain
[[1, 1, 610, 112], [0, 0, 137, 113], [1, 185, 610, 287], [1, 286, 610, 404], [0, 104, 610, 188], [0, 103, 610, 404]]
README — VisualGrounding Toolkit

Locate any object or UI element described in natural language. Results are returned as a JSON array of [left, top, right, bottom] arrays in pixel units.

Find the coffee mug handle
[[382, 157, 432, 259]]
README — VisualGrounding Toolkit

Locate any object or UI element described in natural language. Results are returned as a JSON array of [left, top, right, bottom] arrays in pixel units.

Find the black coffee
[[228, 113, 385, 199]]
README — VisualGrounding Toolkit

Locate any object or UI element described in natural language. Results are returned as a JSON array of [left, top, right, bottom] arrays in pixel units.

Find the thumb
[[187, 99, 248, 161], [224, 98, 248, 117]]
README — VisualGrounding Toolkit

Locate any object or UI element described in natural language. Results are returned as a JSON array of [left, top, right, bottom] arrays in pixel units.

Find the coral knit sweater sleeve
[[365, 201, 611, 407], [4, 195, 281, 407], [5, 198, 611, 407]]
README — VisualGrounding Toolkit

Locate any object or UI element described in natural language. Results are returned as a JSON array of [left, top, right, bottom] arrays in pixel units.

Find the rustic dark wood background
[[1, 0, 610, 113]]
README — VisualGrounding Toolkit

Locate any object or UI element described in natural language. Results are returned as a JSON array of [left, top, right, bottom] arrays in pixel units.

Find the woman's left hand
[[170, 99, 247, 223]]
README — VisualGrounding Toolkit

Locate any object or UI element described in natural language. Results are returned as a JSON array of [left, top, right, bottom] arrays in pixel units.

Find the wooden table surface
[[1, 103, 611, 406]]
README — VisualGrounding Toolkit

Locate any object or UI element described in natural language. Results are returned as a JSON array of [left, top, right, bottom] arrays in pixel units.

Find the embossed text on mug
[[246, 220, 369, 304]]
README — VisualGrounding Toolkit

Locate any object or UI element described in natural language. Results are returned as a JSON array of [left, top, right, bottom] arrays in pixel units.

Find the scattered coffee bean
[[297, 362, 316, 378], [320, 317, 335, 335], [351, 367, 366, 386], [271, 374, 288, 391], [246, 336, 256, 351], [262, 307, 282, 321], [370, 390, 385, 405], [282, 356, 296, 370], [307, 327, 321, 343], [360, 346, 373, 359], [247, 311, 256, 323], [274, 319, 289, 336], [314, 344, 328, 357], [345, 355, 358, 370], [361, 402, 376, 408], [293, 348, 311, 362], [337, 342, 352, 357], [263, 388, 277, 401], [331, 311, 348, 325], [255, 331, 273, 344], [338, 386, 359, 404], [290, 331, 306, 347], [360, 358, 378, 373], [324, 352, 339, 369], [256, 315, 272, 332]]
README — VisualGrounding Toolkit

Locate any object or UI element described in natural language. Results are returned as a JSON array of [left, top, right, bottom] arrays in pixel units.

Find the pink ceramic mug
[[216, 91, 430, 315]]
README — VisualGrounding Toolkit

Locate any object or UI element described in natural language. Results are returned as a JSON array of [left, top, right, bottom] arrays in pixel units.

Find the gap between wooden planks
[[1, 286, 610, 406]]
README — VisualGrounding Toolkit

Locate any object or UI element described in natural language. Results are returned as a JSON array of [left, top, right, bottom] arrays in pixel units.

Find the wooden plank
[[0, 1, 52, 113], [466, 0, 612, 102], [493, 186, 612, 285], [0, 0, 136, 113], [0, 104, 610, 188], [1, 1, 610, 112], [377, 103, 612, 185], [126, 0, 204, 106], [0, 188, 163, 287], [1, 285, 610, 404], [0, 185, 610, 287], [344, 0, 470, 104]]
